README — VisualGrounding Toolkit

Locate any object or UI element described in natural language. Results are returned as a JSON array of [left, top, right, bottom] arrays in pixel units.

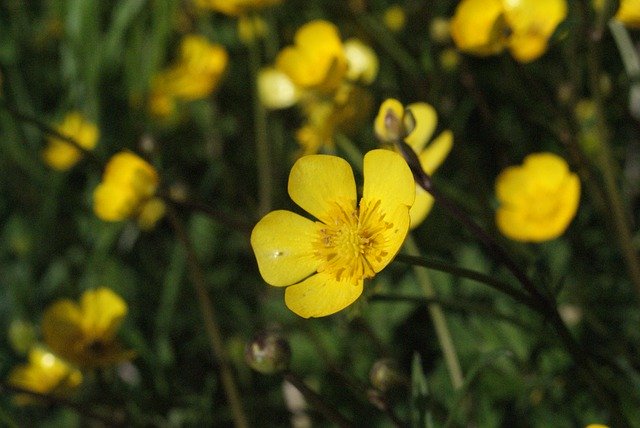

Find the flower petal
[[409, 187, 435, 230], [80, 288, 128, 341], [251, 210, 321, 286], [362, 149, 415, 215], [284, 272, 363, 318], [419, 130, 453, 175], [42, 300, 84, 358], [405, 103, 437, 153], [288, 154, 357, 224]]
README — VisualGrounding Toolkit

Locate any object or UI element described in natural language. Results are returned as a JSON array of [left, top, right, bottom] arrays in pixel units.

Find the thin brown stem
[[166, 206, 249, 428]]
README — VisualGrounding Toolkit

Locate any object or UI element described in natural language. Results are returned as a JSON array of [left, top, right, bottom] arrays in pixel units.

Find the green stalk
[[403, 236, 464, 390], [246, 20, 272, 217]]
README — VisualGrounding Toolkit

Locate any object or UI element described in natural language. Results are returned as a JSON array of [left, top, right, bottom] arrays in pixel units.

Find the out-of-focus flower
[[495, 152, 580, 242], [263, 20, 379, 155], [42, 112, 99, 170], [375, 99, 453, 228], [585, 425, 610, 428], [93, 151, 165, 230], [450, 0, 567, 63], [150, 35, 228, 118], [42, 288, 134, 368], [430, 17, 452, 44], [8, 320, 37, 355], [194, 0, 281, 16], [276, 20, 348, 92], [238, 15, 268, 43], [8, 347, 83, 405], [251, 150, 414, 317], [383, 5, 407, 32], [615, 0, 640, 28]]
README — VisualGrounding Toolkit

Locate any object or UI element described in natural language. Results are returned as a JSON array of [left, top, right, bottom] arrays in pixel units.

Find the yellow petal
[[288, 154, 357, 224], [343, 38, 379, 84], [80, 288, 127, 341], [284, 272, 363, 318], [257, 67, 300, 109], [251, 210, 321, 286], [616, 0, 640, 28], [42, 300, 84, 357], [362, 149, 415, 215], [409, 187, 435, 229], [405, 103, 437, 153], [450, 0, 507, 56], [419, 130, 453, 174]]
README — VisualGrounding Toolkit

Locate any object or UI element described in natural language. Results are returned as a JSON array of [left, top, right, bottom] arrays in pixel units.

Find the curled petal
[[405, 103, 437, 153], [80, 287, 128, 341]]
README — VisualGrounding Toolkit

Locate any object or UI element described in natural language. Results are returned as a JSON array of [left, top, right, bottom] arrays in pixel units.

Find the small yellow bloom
[[42, 112, 99, 170], [495, 152, 580, 242], [344, 39, 379, 84], [276, 20, 348, 91], [42, 288, 134, 368], [251, 150, 415, 318], [383, 5, 407, 32], [93, 151, 165, 229], [150, 35, 228, 117], [450, 0, 567, 63], [375, 99, 453, 228], [258, 67, 300, 110], [8, 347, 82, 405], [615, 0, 640, 28], [194, 0, 281, 16], [585, 425, 610, 428]]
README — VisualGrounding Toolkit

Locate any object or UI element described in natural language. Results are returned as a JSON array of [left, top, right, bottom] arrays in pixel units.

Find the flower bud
[[369, 358, 405, 393], [245, 330, 291, 374], [8, 320, 37, 355]]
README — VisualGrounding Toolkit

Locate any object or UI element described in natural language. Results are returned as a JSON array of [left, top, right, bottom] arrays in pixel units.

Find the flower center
[[313, 199, 393, 282]]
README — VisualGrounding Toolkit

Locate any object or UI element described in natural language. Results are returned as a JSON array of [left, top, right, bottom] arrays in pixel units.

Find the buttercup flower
[[251, 150, 415, 318], [150, 35, 228, 117], [8, 347, 83, 405], [42, 287, 134, 368], [93, 151, 165, 230], [615, 0, 640, 28], [42, 112, 99, 170], [495, 152, 580, 242], [450, 0, 567, 63], [375, 99, 453, 228], [276, 20, 348, 92], [194, 0, 281, 16]]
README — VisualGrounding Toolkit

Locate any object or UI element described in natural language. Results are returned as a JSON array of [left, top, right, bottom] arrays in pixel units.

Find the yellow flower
[[343, 39, 379, 84], [194, 0, 281, 16], [42, 288, 134, 368], [93, 151, 165, 229], [275, 20, 348, 91], [450, 0, 567, 63], [8, 347, 83, 405], [42, 112, 99, 170], [150, 35, 228, 117], [383, 5, 407, 32], [615, 0, 640, 28], [258, 67, 301, 110], [495, 152, 580, 242], [251, 149, 415, 318], [375, 99, 453, 228]]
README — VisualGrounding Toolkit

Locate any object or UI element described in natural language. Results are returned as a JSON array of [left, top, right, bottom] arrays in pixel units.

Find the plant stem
[[403, 236, 464, 390], [246, 21, 273, 217], [585, 17, 640, 300], [166, 206, 249, 428], [283, 371, 353, 428]]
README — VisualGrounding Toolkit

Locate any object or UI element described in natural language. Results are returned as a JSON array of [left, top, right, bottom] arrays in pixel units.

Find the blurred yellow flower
[[495, 152, 580, 242], [375, 99, 453, 228], [194, 0, 281, 16], [344, 39, 379, 84], [276, 20, 348, 91], [42, 112, 99, 170], [42, 288, 134, 368], [93, 151, 165, 230], [150, 35, 228, 117], [258, 67, 301, 110], [383, 5, 407, 32], [615, 0, 640, 28], [251, 150, 415, 318], [450, 0, 567, 63], [8, 347, 83, 405]]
